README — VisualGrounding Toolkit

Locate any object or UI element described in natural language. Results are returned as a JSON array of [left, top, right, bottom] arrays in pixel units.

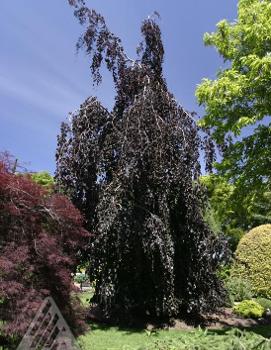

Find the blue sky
[[0, 0, 237, 173]]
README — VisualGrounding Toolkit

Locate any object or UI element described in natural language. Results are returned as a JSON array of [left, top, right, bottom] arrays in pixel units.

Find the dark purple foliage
[[0, 157, 90, 347], [55, 1, 225, 323]]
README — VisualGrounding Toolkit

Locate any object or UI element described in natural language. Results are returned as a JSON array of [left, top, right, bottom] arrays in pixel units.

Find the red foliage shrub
[[0, 158, 90, 346]]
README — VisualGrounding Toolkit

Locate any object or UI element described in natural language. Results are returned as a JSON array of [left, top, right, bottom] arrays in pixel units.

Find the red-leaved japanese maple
[[0, 157, 90, 348]]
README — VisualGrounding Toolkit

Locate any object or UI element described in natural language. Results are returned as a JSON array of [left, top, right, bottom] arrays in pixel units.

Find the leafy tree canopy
[[197, 0, 271, 140], [31, 171, 54, 189], [196, 0, 271, 220], [201, 173, 271, 248], [55, 0, 226, 322]]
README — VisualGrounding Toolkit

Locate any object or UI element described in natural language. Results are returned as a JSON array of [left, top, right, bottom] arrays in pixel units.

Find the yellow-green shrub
[[233, 300, 264, 319], [233, 224, 271, 298]]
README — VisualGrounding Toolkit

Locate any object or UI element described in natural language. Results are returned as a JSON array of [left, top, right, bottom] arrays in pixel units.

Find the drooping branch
[[68, 0, 166, 89], [68, 0, 126, 84], [57, 3, 227, 322]]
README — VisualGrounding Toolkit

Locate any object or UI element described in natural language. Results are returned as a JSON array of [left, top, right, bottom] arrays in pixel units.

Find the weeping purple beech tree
[[55, 0, 225, 322]]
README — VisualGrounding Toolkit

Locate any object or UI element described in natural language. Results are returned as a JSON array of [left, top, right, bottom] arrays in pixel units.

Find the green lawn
[[78, 324, 271, 350], [0, 293, 270, 350], [75, 293, 271, 350]]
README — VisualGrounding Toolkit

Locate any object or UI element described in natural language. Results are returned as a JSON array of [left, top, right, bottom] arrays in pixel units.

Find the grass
[[0, 292, 270, 349], [77, 324, 271, 350], [76, 293, 271, 350]]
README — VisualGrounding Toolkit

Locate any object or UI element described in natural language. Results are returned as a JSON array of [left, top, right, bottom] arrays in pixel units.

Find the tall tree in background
[[196, 0, 271, 227], [56, 0, 225, 321], [201, 173, 271, 246]]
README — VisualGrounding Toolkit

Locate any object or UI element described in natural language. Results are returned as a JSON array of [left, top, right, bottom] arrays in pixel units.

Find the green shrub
[[226, 227, 244, 251], [233, 300, 264, 319], [232, 224, 271, 298], [225, 276, 252, 304], [74, 273, 89, 284], [255, 298, 271, 311], [74, 273, 89, 291], [217, 264, 231, 281], [31, 171, 54, 188]]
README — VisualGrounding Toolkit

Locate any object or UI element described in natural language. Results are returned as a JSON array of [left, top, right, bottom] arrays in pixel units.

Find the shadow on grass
[[87, 321, 151, 335], [88, 320, 271, 339], [80, 294, 271, 340]]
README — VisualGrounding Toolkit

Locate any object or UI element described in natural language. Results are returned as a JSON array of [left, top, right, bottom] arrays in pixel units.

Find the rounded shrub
[[233, 224, 271, 298], [233, 300, 264, 319]]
